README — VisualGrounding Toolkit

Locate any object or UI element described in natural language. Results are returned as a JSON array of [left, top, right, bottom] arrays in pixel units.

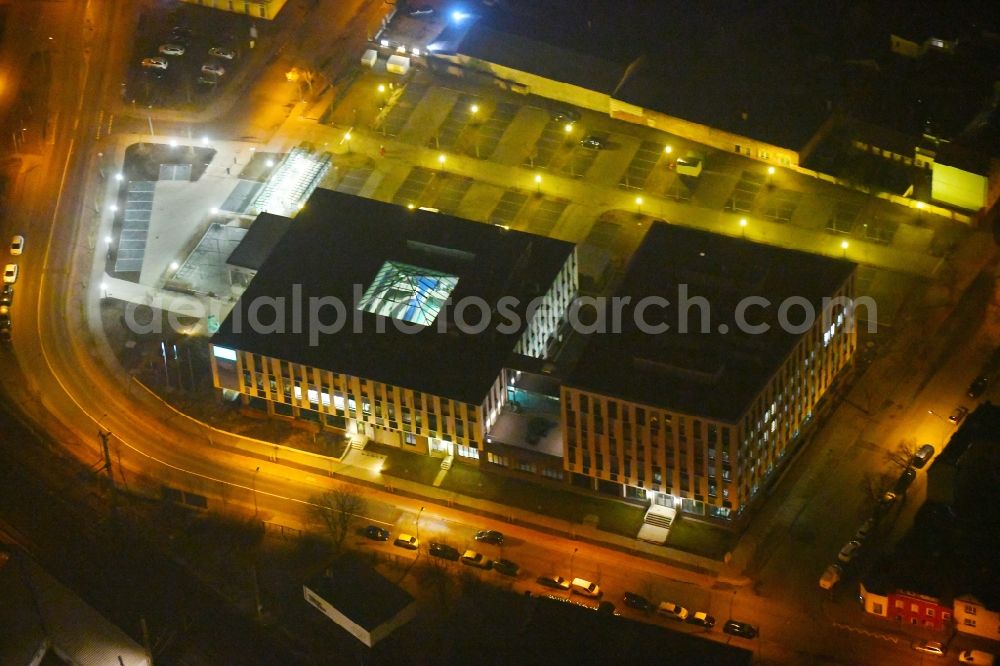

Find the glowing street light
[[343, 131, 352, 153], [767, 166, 775, 175], [377, 83, 386, 93], [104, 235, 112, 244], [201, 136, 210, 146], [635, 196, 643, 214], [210, 207, 219, 215], [534, 173, 542, 194], [564, 123, 573, 134], [840, 240, 849, 257], [109, 204, 118, 212], [664, 145, 673, 154], [451, 10, 470, 23], [437, 153, 446, 167], [740, 217, 747, 238], [169, 139, 178, 148], [265, 159, 275, 168], [170, 261, 179, 271], [114, 173, 124, 182], [470, 103, 479, 115]]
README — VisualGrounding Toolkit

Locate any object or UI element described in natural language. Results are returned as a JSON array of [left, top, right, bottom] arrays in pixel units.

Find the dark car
[[474, 529, 504, 545], [623, 592, 652, 611], [407, 4, 435, 16], [364, 525, 389, 541], [429, 542, 460, 560], [537, 575, 569, 590], [597, 601, 617, 615], [911, 443, 935, 469], [949, 406, 969, 424], [580, 135, 605, 149], [492, 558, 520, 577], [893, 467, 916, 494], [551, 108, 580, 123], [967, 375, 989, 399], [686, 611, 716, 628], [722, 619, 758, 639], [1, 285, 13, 307]]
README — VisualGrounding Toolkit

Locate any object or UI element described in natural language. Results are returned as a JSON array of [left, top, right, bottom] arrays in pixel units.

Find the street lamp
[[664, 145, 673, 155], [114, 173, 124, 182], [252, 466, 260, 515], [343, 132, 352, 154], [635, 196, 643, 214], [534, 173, 542, 194], [840, 239, 849, 257], [570, 547, 579, 579], [437, 153, 446, 168], [740, 217, 747, 238], [416, 506, 425, 541]]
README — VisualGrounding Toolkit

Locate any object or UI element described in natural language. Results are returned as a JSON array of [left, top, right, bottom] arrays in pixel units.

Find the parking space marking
[[619, 141, 664, 190], [431, 93, 479, 151], [392, 167, 434, 207], [476, 102, 518, 159], [433, 176, 473, 215], [380, 81, 429, 138], [115, 181, 156, 273], [491, 190, 530, 226], [724, 171, 766, 213], [530, 198, 569, 236], [335, 167, 374, 196], [827, 201, 862, 234], [525, 120, 569, 169], [760, 189, 801, 223]]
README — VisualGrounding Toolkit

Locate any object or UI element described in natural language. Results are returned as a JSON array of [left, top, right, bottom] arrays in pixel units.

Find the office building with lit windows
[[561, 223, 857, 527], [210, 189, 577, 465]]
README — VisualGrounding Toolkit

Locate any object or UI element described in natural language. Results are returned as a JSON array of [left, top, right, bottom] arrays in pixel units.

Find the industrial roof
[[305, 556, 413, 631], [565, 222, 855, 422], [212, 189, 574, 405]]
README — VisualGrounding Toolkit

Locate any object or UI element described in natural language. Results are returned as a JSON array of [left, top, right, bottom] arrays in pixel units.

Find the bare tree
[[311, 487, 367, 554], [859, 471, 895, 502], [885, 440, 917, 470]]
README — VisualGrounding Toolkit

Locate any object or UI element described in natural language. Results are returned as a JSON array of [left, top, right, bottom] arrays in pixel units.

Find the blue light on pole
[[451, 10, 471, 23]]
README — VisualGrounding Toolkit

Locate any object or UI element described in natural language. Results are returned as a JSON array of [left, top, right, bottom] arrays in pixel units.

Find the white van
[[570, 577, 601, 598]]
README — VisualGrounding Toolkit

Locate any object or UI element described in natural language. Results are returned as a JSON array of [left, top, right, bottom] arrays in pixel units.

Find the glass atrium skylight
[[357, 261, 458, 326]]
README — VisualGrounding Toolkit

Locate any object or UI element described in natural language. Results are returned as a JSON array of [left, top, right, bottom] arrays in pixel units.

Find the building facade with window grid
[[561, 223, 857, 525], [210, 190, 577, 463]]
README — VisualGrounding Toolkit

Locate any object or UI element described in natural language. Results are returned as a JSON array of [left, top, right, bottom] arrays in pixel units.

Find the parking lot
[[126, 4, 249, 108]]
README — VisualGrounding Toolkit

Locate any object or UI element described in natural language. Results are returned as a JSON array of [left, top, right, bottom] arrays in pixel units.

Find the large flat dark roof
[[226, 212, 293, 270], [212, 189, 574, 405], [566, 222, 855, 422], [305, 555, 412, 631]]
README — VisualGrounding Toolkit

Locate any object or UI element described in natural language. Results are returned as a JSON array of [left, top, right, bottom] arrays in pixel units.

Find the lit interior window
[[213, 346, 237, 361]]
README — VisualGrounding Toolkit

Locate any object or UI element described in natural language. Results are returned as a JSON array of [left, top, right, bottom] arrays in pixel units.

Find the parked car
[[819, 564, 842, 590], [158, 43, 185, 56], [912, 640, 946, 657], [364, 525, 389, 541], [580, 135, 606, 149], [855, 517, 876, 542], [551, 108, 580, 123], [208, 47, 236, 60], [879, 491, 898, 508], [570, 577, 601, 598], [429, 542, 460, 560], [686, 611, 715, 628], [959, 649, 996, 664], [201, 63, 226, 77], [949, 406, 969, 423], [0, 327, 10, 343], [1, 285, 12, 307], [722, 619, 758, 639], [536, 574, 569, 590], [197, 76, 219, 87], [0, 309, 11, 332], [406, 4, 435, 16], [656, 601, 689, 621], [9, 235, 24, 255], [597, 601, 617, 615], [393, 533, 418, 550], [967, 375, 989, 399], [894, 467, 916, 494], [460, 549, 492, 569], [474, 529, 504, 545], [141, 57, 168, 70], [623, 592, 652, 611], [492, 558, 520, 577], [837, 540, 862, 563], [911, 443, 935, 469], [3, 264, 18, 284]]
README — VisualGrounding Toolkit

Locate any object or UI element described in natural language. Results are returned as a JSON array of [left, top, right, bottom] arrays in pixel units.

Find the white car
[[141, 57, 168, 70], [208, 47, 236, 60], [9, 235, 24, 255], [837, 540, 862, 563], [158, 43, 185, 56], [819, 564, 842, 590], [3, 264, 18, 284], [201, 63, 225, 77]]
